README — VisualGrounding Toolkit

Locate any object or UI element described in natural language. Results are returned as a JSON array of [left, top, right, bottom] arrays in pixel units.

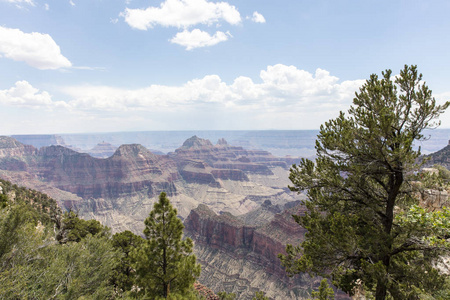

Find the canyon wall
[[0, 135, 301, 233], [184, 203, 314, 299]]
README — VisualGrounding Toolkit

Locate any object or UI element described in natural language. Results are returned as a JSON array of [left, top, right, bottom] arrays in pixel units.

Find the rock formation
[[184, 203, 315, 299], [0, 136, 36, 158], [0, 136, 301, 234], [419, 188, 449, 209], [0, 135, 352, 299], [11, 134, 66, 149], [421, 143, 450, 169], [86, 142, 118, 158]]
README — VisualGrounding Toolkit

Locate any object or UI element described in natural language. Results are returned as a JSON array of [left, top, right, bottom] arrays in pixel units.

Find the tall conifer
[[280, 65, 450, 299], [132, 192, 200, 299]]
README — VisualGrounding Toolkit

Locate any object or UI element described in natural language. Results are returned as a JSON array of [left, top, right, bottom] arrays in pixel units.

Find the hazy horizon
[[10, 128, 450, 158]]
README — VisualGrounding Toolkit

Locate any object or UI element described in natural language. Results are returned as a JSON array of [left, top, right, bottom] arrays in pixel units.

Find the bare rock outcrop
[[34, 144, 179, 199], [0, 136, 36, 158], [421, 143, 450, 169], [419, 188, 449, 210], [184, 203, 310, 299], [0, 136, 298, 233], [87, 142, 117, 158]]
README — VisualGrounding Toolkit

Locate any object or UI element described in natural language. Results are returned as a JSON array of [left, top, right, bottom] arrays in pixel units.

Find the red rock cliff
[[184, 204, 307, 278], [34, 144, 179, 199]]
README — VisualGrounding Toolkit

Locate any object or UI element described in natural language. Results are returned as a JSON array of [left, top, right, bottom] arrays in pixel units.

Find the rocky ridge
[[422, 141, 450, 169], [184, 203, 312, 299], [87, 142, 118, 158], [0, 135, 301, 233], [0, 135, 307, 298]]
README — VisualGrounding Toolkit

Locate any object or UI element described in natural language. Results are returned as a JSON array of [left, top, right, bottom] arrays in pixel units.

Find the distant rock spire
[[217, 138, 228, 146], [179, 136, 213, 149]]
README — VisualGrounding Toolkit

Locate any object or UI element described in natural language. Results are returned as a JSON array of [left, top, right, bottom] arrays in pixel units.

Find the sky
[[0, 0, 449, 134]]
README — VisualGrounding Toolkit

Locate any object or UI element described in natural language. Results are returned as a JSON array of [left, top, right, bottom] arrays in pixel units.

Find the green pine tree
[[132, 192, 201, 299], [0, 181, 120, 299], [111, 230, 144, 293], [252, 290, 269, 300], [218, 291, 237, 300], [279, 65, 450, 299], [309, 279, 334, 300]]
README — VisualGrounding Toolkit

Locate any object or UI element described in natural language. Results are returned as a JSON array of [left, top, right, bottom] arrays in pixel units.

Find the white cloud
[[44, 3, 49, 10], [61, 65, 364, 115], [1, 0, 34, 7], [434, 92, 450, 128], [0, 66, 368, 131], [51, 65, 367, 130], [0, 26, 72, 70], [251, 11, 265, 23], [71, 66, 106, 71], [170, 29, 230, 50], [0, 81, 68, 109], [2, 68, 448, 133], [122, 0, 241, 30], [69, 0, 75, 6]]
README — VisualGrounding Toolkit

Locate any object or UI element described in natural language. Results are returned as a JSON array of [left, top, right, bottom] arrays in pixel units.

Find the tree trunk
[[375, 279, 387, 300], [163, 282, 168, 298]]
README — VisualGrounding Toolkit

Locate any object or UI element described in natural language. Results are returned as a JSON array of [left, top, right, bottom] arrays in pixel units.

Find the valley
[[1, 132, 449, 299], [0, 134, 309, 299]]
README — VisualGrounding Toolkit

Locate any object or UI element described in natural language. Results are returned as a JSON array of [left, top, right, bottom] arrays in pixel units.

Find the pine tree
[[279, 65, 450, 299], [252, 291, 269, 300], [132, 192, 201, 299], [309, 279, 334, 300], [111, 230, 144, 292]]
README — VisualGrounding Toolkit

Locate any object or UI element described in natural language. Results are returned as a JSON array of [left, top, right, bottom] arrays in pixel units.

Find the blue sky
[[0, 0, 449, 134]]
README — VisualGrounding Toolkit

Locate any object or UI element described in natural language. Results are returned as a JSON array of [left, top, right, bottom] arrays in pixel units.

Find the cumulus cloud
[[61, 65, 364, 114], [0, 26, 72, 70], [434, 92, 450, 128], [170, 29, 230, 50], [0, 81, 68, 109], [1, 0, 34, 7], [0, 66, 371, 130], [122, 0, 241, 30], [251, 11, 265, 23]]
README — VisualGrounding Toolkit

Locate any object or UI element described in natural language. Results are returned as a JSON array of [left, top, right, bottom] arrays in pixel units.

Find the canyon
[[1, 133, 448, 299], [0, 135, 301, 231], [0, 134, 310, 298], [184, 201, 315, 299]]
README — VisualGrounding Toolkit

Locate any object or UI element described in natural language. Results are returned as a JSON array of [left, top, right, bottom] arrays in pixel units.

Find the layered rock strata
[[184, 203, 312, 299], [0, 136, 300, 233]]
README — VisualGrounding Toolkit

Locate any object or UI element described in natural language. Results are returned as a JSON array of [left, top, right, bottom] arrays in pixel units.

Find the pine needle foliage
[[279, 65, 450, 300], [132, 192, 201, 299]]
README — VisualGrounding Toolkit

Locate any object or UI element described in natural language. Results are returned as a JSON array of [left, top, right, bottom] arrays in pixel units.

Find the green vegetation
[[57, 210, 110, 243], [132, 192, 201, 299], [0, 194, 7, 209], [416, 164, 450, 190], [0, 179, 121, 299], [252, 291, 270, 300], [0, 182, 204, 299], [279, 65, 450, 299], [218, 291, 237, 299], [111, 230, 145, 292], [309, 279, 334, 300]]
